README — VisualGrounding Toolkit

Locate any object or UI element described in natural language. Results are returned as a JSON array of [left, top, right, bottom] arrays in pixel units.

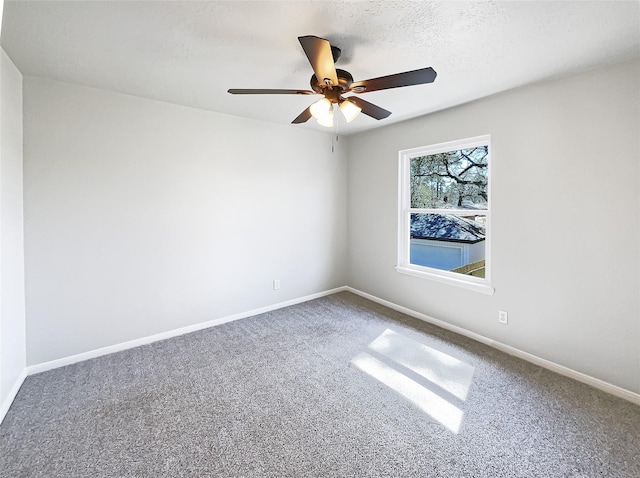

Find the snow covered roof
[[410, 214, 486, 244]]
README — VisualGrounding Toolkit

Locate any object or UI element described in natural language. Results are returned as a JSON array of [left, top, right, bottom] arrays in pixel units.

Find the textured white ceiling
[[2, 1, 639, 135]]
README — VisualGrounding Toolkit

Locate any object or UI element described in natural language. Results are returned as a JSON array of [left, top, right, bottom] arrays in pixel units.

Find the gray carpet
[[1, 292, 639, 477]]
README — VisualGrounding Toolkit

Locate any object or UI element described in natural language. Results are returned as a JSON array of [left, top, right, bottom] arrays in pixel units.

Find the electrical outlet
[[273, 279, 280, 290], [498, 310, 508, 324]]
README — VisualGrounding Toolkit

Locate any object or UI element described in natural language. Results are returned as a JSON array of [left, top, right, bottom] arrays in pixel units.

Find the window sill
[[395, 265, 495, 295]]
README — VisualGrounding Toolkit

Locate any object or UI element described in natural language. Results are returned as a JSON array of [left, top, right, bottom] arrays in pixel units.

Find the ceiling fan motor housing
[[310, 69, 354, 100]]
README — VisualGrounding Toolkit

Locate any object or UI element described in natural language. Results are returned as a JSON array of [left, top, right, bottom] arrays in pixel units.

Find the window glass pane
[[409, 213, 486, 278], [410, 146, 488, 209]]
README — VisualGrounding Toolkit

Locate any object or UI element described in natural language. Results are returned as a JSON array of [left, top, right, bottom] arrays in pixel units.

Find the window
[[397, 135, 493, 294]]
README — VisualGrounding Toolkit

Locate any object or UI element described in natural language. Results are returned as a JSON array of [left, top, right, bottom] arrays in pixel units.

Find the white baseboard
[[345, 286, 640, 406], [28, 286, 348, 375], [15, 284, 640, 412], [0, 368, 28, 425]]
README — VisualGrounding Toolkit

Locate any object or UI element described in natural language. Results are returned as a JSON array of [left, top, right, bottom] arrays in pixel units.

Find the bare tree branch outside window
[[410, 146, 488, 209]]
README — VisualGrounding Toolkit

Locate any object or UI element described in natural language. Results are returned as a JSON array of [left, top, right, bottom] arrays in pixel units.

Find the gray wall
[[0, 49, 26, 411], [23, 77, 347, 365], [17, 57, 640, 397], [347, 58, 640, 394]]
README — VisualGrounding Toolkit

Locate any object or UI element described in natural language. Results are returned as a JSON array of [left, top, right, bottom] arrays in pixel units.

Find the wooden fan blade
[[228, 89, 315, 95], [292, 106, 313, 124], [298, 36, 339, 87], [347, 97, 391, 120], [350, 67, 437, 94]]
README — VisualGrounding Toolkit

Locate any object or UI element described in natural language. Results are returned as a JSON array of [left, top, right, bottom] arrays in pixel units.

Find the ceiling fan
[[228, 35, 437, 127]]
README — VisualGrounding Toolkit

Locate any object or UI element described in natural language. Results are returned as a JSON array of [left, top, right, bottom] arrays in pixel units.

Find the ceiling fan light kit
[[310, 97, 361, 126], [228, 35, 437, 128]]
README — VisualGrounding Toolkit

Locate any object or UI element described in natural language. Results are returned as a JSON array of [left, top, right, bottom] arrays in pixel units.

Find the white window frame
[[396, 135, 494, 295]]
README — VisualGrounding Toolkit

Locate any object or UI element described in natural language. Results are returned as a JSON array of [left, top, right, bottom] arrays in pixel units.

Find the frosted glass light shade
[[310, 98, 332, 120], [340, 99, 362, 122], [316, 107, 334, 127]]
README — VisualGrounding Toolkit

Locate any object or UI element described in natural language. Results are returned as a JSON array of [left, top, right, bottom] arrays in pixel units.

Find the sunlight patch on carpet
[[368, 329, 475, 401], [352, 352, 464, 433]]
